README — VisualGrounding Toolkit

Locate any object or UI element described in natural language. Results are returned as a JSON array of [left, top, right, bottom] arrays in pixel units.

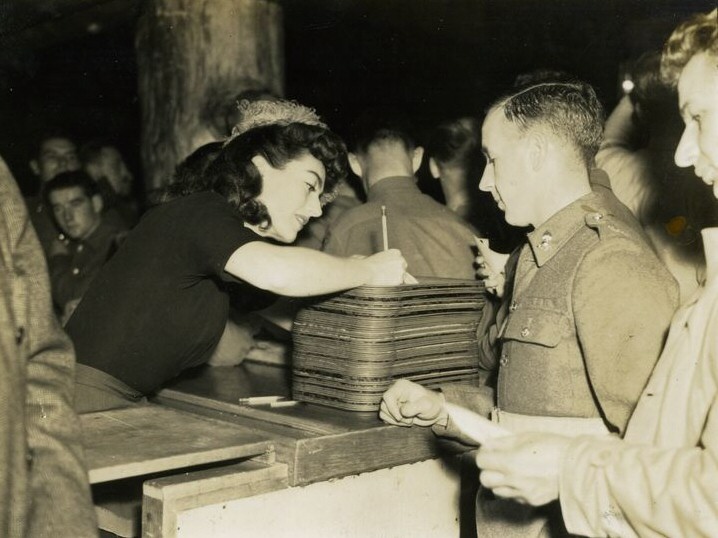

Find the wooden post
[[136, 0, 284, 192]]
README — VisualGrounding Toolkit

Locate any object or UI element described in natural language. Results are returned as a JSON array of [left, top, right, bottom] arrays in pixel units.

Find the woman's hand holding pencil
[[362, 249, 408, 286], [380, 205, 418, 284]]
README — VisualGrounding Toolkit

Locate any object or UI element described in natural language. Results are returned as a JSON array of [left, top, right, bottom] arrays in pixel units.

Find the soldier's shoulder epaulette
[[584, 211, 631, 241]]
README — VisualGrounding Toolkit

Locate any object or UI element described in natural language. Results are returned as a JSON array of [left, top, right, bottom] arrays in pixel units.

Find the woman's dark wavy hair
[[162, 141, 225, 202], [204, 122, 348, 227]]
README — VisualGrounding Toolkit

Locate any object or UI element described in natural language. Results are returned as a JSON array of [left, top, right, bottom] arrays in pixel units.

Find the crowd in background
[[0, 7, 717, 537]]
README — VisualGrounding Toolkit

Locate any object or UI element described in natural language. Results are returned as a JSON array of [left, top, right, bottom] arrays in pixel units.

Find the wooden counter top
[[154, 362, 458, 486], [82, 405, 273, 484]]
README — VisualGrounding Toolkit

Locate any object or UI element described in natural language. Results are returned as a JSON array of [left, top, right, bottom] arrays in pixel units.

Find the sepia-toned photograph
[[0, 1, 716, 536]]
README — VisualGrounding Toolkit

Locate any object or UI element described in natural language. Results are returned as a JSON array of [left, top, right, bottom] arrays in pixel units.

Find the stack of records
[[292, 278, 486, 412]]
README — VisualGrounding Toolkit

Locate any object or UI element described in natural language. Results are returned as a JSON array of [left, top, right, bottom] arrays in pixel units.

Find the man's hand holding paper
[[474, 237, 509, 297]]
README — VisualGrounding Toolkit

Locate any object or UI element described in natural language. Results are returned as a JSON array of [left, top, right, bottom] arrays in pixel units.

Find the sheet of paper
[[474, 237, 510, 276], [445, 402, 509, 445], [402, 272, 419, 284]]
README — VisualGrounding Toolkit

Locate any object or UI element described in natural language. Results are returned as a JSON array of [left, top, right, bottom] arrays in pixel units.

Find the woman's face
[[252, 152, 325, 243]]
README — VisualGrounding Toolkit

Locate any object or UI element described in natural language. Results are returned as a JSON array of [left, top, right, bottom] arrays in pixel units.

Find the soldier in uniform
[[379, 80, 679, 536], [474, 9, 718, 538]]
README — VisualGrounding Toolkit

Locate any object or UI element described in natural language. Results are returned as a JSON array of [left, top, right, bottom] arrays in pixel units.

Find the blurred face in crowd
[[479, 107, 535, 227], [31, 137, 80, 183], [85, 146, 134, 196], [674, 52, 718, 198], [86, 146, 134, 197], [49, 186, 103, 240], [252, 152, 325, 243]]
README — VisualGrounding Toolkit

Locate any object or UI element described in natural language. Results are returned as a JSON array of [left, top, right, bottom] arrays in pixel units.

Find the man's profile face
[[32, 138, 80, 183], [49, 186, 102, 240], [674, 51, 718, 198], [479, 107, 533, 227]]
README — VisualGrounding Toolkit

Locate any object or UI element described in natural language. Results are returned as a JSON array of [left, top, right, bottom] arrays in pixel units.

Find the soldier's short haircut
[[490, 80, 605, 167]]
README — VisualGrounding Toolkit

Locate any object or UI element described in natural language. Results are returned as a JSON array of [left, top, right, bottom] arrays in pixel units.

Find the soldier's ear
[[30, 159, 40, 176], [528, 132, 547, 171]]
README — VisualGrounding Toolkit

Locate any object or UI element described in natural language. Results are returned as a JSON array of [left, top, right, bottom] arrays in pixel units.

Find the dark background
[[0, 0, 714, 196]]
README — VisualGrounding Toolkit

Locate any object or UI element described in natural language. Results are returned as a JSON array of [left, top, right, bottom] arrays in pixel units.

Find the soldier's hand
[[379, 379, 447, 427]]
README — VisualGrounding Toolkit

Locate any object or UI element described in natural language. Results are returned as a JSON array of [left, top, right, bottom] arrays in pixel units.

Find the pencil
[[381, 205, 388, 251]]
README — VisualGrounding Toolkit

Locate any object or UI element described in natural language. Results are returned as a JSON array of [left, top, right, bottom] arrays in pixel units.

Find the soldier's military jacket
[[442, 183, 679, 436], [0, 157, 97, 537]]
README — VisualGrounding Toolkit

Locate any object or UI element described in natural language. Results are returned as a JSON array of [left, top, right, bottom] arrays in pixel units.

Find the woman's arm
[[600, 95, 640, 151], [225, 241, 407, 297]]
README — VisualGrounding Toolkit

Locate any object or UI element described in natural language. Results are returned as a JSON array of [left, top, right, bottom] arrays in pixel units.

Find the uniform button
[[499, 354, 508, 366], [72, 267, 80, 275], [15, 327, 24, 345], [520, 327, 530, 337], [509, 301, 518, 312], [77, 244, 84, 253]]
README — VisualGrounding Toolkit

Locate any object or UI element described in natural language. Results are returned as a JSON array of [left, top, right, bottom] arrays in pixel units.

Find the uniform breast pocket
[[501, 304, 571, 348]]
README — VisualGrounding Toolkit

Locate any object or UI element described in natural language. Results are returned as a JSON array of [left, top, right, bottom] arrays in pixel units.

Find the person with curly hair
[[67, 99, 409, 413], [473, 9, 718, 537]]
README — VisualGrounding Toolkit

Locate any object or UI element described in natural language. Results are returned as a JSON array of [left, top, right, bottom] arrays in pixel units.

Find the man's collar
[[523, 169, 614, 266], [367, 176, 417, 201], [589, 167, 612, 190], [526, 190, 604, 267]]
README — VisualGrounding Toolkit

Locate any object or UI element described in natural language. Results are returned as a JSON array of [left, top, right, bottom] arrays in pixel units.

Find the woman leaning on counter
[[67, 99, 408, 413]]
